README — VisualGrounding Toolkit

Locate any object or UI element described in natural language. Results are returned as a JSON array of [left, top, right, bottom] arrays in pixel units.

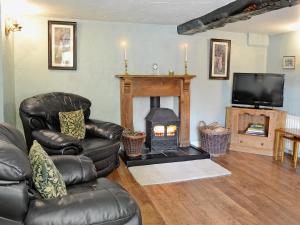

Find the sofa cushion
[[29, 141, 67, 199], [0, 142, 32, 181], [0, 123, 28, 153], [59, 109, 86, 140], [0, 123, 32, 181], [25, 178, 141, 225]]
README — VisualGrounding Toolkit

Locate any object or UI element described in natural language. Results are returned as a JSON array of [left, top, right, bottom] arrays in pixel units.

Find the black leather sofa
[[0, 123, 141, 225], [19, 92, 124, 177]]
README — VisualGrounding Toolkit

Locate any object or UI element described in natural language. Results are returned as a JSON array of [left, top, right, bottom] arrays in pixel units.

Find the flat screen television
[[232, 73, 285, 108]]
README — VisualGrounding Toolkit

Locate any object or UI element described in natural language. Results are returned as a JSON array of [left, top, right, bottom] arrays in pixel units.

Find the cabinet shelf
[[238, 132, 267, 138]]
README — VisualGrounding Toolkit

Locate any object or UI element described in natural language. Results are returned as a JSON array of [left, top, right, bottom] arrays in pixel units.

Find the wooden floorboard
[[108, 151, 300, 225]]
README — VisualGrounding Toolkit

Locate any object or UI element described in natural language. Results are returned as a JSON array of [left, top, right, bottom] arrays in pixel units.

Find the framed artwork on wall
[[282, 56, 295, 69], [48, 21, 77, 70], [209, 39, 231, 80]]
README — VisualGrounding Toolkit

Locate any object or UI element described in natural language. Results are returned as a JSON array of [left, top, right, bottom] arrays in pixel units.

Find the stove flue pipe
[[150, 97, 160, 109]]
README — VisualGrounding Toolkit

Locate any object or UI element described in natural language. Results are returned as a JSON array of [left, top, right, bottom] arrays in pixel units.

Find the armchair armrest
[[52, 155, 97, 186], [85, 119, 124, 140], [32, 130, 82, 155]]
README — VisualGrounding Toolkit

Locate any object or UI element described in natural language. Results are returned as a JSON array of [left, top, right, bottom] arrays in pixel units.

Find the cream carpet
[[128, 159, 231, 186]]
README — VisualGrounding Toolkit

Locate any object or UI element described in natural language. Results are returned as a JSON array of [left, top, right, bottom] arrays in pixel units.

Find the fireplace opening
[[153, 125, 165, 137], [167, 125, 177, 136], [145, 97, 180, 150]]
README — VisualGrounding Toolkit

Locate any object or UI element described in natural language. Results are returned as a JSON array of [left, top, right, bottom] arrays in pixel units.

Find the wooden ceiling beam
[[177, 0, 300, 35]]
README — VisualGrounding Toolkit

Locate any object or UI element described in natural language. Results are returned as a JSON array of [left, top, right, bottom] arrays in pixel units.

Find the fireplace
[[116, 75, 210, 167], [145, 97, 180, 150]]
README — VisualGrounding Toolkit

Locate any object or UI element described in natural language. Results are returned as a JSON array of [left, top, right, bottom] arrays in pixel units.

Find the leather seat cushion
[[80, 138, 120, 161], [25, 178, 140, 225]]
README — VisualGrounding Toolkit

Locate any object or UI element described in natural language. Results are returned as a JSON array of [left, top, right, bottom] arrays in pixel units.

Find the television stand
[[226, 107, 286, 156]]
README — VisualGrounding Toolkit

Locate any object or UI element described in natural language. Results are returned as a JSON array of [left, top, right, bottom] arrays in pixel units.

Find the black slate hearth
[[120, 145, 210, 167]]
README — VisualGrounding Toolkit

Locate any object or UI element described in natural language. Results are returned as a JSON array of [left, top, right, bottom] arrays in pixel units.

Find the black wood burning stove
[[145, 97, 180, 150], [119, 96, 210, 167]]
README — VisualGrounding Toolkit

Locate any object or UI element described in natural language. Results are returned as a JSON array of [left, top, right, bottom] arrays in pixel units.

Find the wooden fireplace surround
[[116, 75, 196, 147]]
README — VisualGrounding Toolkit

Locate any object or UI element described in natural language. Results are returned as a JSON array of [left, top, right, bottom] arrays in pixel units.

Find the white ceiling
[[27, 0, 235, 25], [26, 0, 300, 35]]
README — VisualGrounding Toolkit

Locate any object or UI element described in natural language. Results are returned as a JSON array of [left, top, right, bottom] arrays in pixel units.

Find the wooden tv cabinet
[[226, 107, 286, 156]]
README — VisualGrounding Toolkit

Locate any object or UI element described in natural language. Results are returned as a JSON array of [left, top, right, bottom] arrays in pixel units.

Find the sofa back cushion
[[0, 123, 32, 223], [0, 123, 28, 153], [0, 142, 32, 181], [0, 124, 32, 181], [20, 92, 91, 131], [29, 141, 67, 199]]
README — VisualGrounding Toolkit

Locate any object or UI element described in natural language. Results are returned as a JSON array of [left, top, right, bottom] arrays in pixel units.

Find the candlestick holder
[[124, 59, 128, 75], [184, 60, 188, 75]]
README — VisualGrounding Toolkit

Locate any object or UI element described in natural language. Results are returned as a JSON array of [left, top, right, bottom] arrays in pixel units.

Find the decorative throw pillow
[[58, 109, 86, 139], [29, 140, 67, 200]]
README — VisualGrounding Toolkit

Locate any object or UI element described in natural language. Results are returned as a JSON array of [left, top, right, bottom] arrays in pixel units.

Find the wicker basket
[[199, 121, 231, 156], [121, 132, 146, 157]]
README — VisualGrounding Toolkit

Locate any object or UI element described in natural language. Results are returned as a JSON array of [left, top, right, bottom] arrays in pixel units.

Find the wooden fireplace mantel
[[116, 75, 196, 147]]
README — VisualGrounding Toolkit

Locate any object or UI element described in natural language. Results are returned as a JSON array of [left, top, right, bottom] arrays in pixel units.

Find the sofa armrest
[[32, 130, 82, 155], [85, 119, 124, 140], [51, 155, 97, 186]]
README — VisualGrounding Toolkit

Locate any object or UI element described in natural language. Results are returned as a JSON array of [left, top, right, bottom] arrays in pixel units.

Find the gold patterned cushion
[[29, 141, 67, 200], [58, 109, 86, 139]]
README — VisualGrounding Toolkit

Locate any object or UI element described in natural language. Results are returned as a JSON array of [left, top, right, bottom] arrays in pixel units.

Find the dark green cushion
[[29, 141, 67, 199]]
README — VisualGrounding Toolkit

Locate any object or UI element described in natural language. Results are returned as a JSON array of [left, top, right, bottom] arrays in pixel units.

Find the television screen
[[232, 73, 285, 107]]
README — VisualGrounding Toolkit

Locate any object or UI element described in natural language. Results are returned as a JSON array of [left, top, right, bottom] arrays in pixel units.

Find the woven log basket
[[199, 121, 231, 156], [121, 132, 146, 157]]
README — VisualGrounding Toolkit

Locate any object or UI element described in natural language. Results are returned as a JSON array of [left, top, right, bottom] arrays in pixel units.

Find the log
[[177, 0, 300, 35]]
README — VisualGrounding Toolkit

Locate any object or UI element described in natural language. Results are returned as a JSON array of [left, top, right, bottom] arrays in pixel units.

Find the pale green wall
[[267, 31, 300, 157], [14, 16, 267, 144], [0, 0, 16, 125], [2, 32, 16, 125], [0, 1, 4, 122], [267, 31, 300, 116]]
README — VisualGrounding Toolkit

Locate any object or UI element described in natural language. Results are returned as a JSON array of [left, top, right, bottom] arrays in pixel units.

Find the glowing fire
[[153, 126, 165, 137], [167, 125, 177, 136]]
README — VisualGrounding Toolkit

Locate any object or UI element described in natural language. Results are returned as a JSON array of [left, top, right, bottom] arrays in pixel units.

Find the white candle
[[121, 41, 127, 60], [124, 47, 127, 60], [184, 44, 188, 61]]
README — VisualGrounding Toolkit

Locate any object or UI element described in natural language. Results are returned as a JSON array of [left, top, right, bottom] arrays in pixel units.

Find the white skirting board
[[191, 141, 201, 148]]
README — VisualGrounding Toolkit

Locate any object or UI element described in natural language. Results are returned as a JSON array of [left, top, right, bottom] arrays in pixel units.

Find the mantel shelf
[[115, 75, 196, 79]]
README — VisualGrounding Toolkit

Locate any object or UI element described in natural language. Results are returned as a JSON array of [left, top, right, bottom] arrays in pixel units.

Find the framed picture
[[48, 21, 77, 70], [282, 56, 295, 69], [209, 39, 231, 80]]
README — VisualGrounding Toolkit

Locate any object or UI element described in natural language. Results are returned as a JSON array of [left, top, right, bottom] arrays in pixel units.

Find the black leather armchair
[[0, 123, 141, 225], [19, 92, 124, 177]]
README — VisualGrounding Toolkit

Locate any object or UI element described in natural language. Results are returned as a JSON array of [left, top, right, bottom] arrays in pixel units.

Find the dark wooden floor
[[108, 151, 300, 225]]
